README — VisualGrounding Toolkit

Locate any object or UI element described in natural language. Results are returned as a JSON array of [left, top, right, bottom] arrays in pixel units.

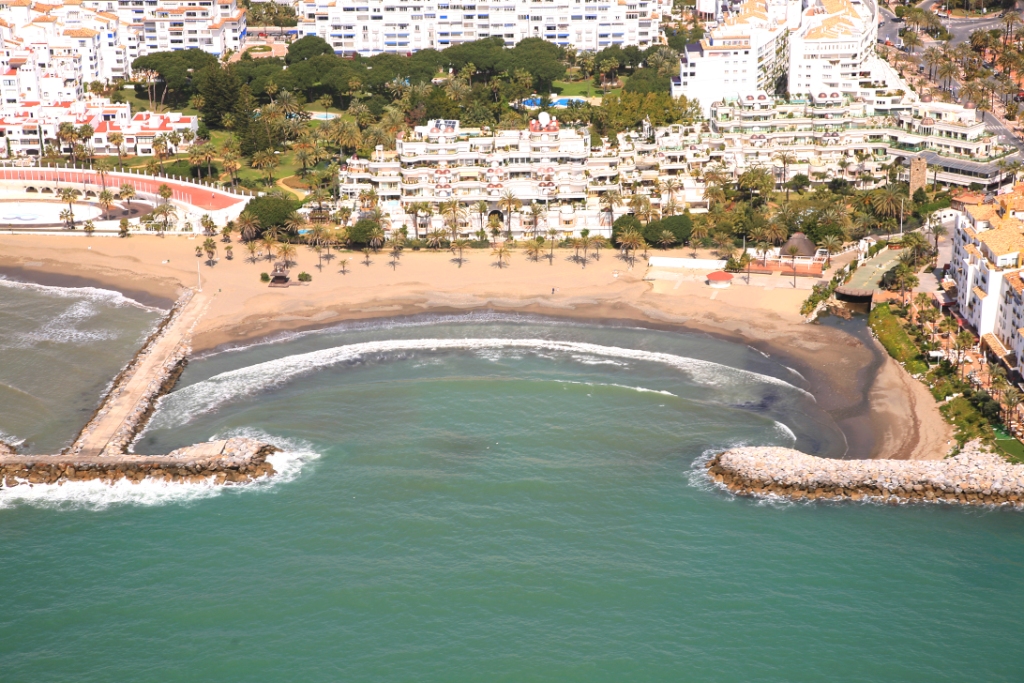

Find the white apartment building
[[76, 0, 247, 59], [672, 0, 889, 116], [0, 0, 130, 102], [788, 0, 881, 102], [706, 93, 1013, 190], [671, 0, 795, 117], [297, 0, 663, 56], [0, 97, 196, 158], [950, 190, 1024, 369], [340, 114, 643, 236]]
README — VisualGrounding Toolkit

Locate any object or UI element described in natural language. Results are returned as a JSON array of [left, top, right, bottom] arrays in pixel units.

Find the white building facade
[[297, 0, 663, 56]]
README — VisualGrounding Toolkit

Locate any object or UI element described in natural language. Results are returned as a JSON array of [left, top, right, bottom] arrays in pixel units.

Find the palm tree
[[108, 132, 125, 166], [118, 218, 131, 238], [1003, 387, 1022, 426], [498, 190, 521, 238], [871, 187, 904, 221], [203, 237, 218, 264], [440, 199, 467, 242], [657, 230, 677, 250], [153, 202, 177, 233], [617, 229, 645, 267], [83, 220, 96, 236], [773, 151, 798, 199], [275, 241, 297, 267], [426, 230, 445, 250], [547, 228, 559, 264], [452, 238, 470, 267], [492, 243, 512, 268], [237, 211, 261, 242], [786, 245, 800, 289], [528, 202, 546, 237], [97, 189, 115, 218], [600, 190, 623, 227], [688, 221, 709, 257], [260, 234, 277, 261], [368, 226, 385, 252], [59, 188, 80, 229], [629, 194, 654, 224], [245, 240, 259, 263], [119, 183, 135, 208], [252, 150, 279, 185], [817, 234, 843, 268]]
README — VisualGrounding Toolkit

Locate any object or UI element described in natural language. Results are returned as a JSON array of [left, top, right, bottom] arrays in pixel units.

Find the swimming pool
[[0, 200, 103, 224]]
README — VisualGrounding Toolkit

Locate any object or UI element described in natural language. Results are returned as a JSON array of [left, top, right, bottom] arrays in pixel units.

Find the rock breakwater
[[0, 437, 278, 488], [70, 289, 195, 456], [707, 443, 1024, 508]]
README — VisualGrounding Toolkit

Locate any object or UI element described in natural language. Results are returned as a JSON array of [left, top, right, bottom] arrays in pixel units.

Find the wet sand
[[0, 233, 953, 460]]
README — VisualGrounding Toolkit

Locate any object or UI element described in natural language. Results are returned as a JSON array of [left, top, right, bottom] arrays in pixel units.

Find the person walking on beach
[[552, 288, 555, 295]]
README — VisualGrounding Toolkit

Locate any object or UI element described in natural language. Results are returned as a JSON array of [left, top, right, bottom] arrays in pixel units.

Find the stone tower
[[909, 156, 928, 196]]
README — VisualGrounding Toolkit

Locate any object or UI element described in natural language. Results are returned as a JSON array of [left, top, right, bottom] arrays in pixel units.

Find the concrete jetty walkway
[[71, 289, 210, 457]]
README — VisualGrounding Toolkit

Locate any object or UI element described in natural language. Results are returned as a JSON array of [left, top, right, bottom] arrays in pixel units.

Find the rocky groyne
[[0, 288, 281, 495], [70, 289, 195, 457], [707, 443, 1024, 508], [0, 437, 278, 488]]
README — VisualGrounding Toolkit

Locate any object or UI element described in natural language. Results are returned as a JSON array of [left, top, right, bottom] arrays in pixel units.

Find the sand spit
[[707, 443, 1024, 508]]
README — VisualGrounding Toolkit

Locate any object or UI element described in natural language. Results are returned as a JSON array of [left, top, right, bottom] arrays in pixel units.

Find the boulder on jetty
[[707, 442, 1024, 508], [0, 438, 278, 489]]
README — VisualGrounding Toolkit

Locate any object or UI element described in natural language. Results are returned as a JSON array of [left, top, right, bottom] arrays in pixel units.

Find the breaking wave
[[149, 338, 811, 430], [0, 276, 166, 313], [0, 432, 319, 512]]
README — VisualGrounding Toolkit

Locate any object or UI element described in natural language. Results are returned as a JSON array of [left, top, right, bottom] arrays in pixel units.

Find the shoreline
[[0, 234, 953, 461]]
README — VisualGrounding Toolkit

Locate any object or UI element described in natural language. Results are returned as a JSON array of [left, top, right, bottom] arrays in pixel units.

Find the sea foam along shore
[[707, 443, 1024, 508]]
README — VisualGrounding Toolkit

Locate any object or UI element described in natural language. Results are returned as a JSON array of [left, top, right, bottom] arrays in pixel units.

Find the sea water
[[1, 309, 1023, 681], [0, 278, 162, 453]]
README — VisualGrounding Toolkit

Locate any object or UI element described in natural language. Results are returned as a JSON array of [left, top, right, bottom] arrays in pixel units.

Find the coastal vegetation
[[869, 302, 1023, 461]]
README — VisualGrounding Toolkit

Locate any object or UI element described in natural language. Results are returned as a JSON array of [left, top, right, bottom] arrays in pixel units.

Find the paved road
[[875, 4, 1024, 154]]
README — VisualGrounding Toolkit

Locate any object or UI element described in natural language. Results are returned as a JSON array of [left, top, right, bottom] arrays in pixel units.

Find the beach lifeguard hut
[[269, 263, 290, 287], [706, 271, 733, 289]]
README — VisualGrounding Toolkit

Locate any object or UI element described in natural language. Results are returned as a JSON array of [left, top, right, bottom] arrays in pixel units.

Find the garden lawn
[[868, 303, 928, 374], [552, 80, 596, 97]]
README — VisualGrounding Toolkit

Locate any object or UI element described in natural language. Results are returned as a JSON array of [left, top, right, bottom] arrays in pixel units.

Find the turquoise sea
[[1, 288, 1023, 682]]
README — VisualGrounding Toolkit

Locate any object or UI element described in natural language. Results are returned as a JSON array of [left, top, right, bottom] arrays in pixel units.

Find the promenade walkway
[[0, 167, 248, 213], [71, 291, 209, 457]]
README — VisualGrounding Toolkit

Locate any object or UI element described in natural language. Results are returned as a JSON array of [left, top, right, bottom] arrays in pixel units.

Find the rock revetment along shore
[[707, 443, 1024, 508], [0, 438, 278, 488]]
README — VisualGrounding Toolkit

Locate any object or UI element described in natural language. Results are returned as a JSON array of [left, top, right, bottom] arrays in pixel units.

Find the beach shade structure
[[706, 271, 733, 289], [269, 263, 291, 287], [780, 232, 817, 258]]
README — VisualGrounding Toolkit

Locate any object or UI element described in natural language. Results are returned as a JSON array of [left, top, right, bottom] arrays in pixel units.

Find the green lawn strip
[[552, 80, 595, 97], [118, 87, 199, 117], [869, 303, 928, 374]]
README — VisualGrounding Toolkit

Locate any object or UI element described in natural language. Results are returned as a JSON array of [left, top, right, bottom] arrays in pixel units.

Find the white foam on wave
[[149, 338, 811, 431], [192, 310, 648, 359], [0, 427, 26, 448], [553, 379, 677, 397], [20, 300, 120, 345], [0, 275, 167, 313], [0, 431, 320, 512], [773, 421, 797, 443]]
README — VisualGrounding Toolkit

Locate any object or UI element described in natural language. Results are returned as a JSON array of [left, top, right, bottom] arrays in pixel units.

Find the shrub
[[243, 195, 303, 230], [297, 271, 312, 282], [260, 272, 270, 282]]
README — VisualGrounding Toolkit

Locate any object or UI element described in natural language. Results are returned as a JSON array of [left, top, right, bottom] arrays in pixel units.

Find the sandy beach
[[0, 233, 952, 460]]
